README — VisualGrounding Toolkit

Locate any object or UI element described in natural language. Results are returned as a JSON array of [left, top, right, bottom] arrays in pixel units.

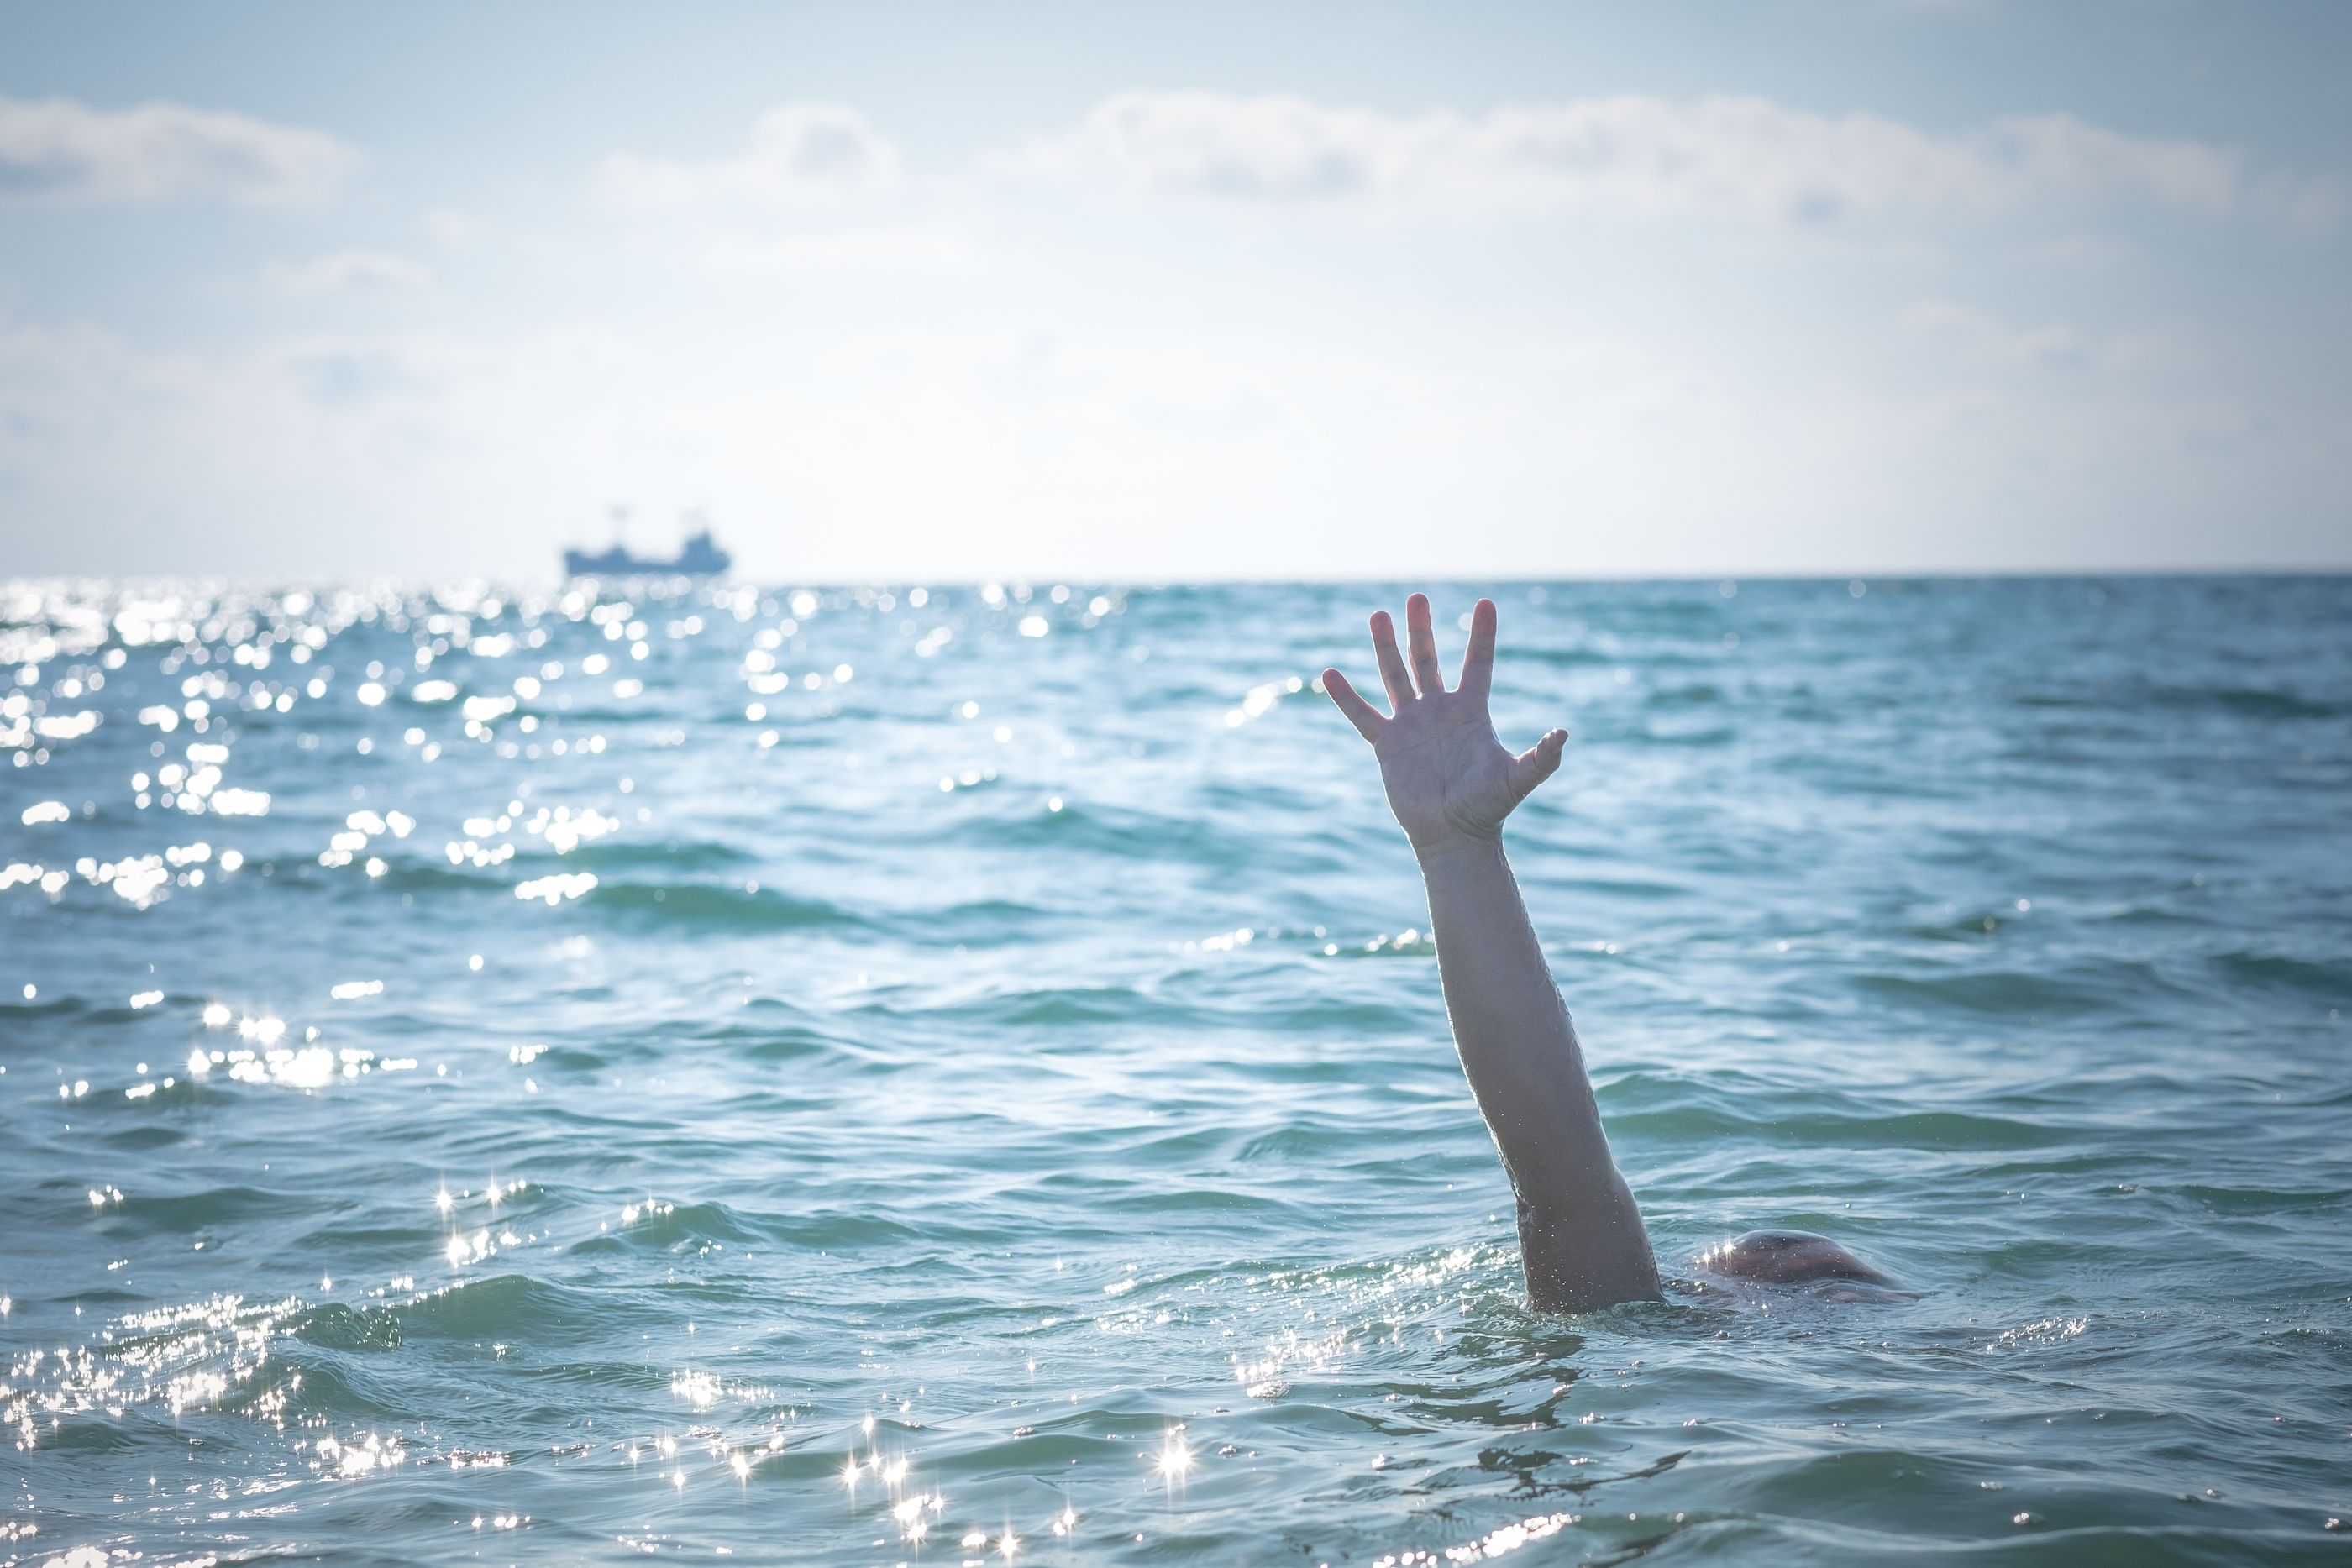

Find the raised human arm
[[1323, 594, 1660, 1311]]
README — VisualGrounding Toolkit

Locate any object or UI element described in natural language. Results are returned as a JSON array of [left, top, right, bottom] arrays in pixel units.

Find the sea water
[[2, 576, 2346, 1565]]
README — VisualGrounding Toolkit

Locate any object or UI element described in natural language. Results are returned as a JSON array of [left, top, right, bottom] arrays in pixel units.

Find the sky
[[1, 0, 2347, 581]]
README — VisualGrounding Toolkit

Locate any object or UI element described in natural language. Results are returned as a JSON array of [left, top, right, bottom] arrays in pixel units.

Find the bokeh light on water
[[2, 576, 2348, 1564]]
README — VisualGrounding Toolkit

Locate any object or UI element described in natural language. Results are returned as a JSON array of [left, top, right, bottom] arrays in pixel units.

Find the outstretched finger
[[1369, 611, 1415, 707], [1321, 669, 1385, 742], [1405, 593, 1444, 695], [1507, 727, 1568, 802], [1459, 597, 1497, 700]]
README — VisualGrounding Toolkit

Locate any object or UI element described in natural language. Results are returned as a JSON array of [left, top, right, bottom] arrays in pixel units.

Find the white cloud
[[602, 104, 900, 210], [701, 224, 973, 274], [264, 250, 433, 296], [0, 93, 354, 206], [421, 207, 491, 249], [1900, 298, 2190, 378], [1000, 91, 2239, 222], [1903, 299, 2092, 369], [2251, 168, 2346, 232]]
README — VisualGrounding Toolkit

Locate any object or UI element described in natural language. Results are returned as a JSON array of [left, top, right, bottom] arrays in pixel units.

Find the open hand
[[1322, 594, 1567, 855]]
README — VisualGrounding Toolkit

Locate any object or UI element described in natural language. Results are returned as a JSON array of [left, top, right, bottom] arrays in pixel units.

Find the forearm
[[1415, 832, 1660, 1308], [1416, 833, 1604, 1183]]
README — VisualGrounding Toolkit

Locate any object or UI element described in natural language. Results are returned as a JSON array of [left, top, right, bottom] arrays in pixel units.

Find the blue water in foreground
[[3, 577, 2348, 1566]]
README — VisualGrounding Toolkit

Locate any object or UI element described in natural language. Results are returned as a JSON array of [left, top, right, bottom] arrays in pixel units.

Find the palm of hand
[[1373, 692, 1525, 847], [1323, 595, 1567, 853]]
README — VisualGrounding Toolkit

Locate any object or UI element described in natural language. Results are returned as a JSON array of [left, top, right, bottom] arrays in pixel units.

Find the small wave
[[971, 983, 1151, 1025], [1904, 911, 2034, 942], [2162, 1183, 2349, 1216], [1644, 681, 1727, 708], [1515, 645, 1614, 667], [2213, 950, 2349, 1001], [340, 857, 507, 895], [301, 857, 853, 932], [897, 895, 1059, 941], [562, 1198, 786, 1257], [288, 1302, 404, 1351], [588, 879, 862, 930], [1609, 1103, 2070, 1151], [100, 1182, 291, 1233], [868, 983, 1215, 1033], [1851, 963, 2163, 1017], [1102, 1184, 1311, 1220], [690, 1020, 853, 1061], [612, 1196, 766, 1245], [2152, 682, 2344, 721], [1633, 720, 1739, 747], [2013, 679, 2345, 721], [24, 1416, 155, 1453], [97, 1123, 192, 1152], [920, 793, 1336, 878], [396, 1273, 612, 1342], [532, 837, 760, 873]]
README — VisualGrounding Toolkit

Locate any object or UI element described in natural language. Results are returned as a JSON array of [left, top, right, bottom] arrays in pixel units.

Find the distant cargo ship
[[562, 527, 732, 579]]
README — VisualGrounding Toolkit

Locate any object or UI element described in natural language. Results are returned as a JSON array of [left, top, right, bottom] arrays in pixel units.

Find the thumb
[[1507, 728, 1568, 802]]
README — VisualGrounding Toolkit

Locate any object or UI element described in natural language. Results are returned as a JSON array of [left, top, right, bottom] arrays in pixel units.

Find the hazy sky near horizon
[[3, 1, 2347, 581]]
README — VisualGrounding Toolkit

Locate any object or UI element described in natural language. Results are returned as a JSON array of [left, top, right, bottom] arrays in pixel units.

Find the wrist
[[1411, 827, 1506, 870]]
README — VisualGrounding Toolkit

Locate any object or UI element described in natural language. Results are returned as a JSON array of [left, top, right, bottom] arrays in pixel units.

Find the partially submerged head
[[1695, 1230, 1896, 1289]]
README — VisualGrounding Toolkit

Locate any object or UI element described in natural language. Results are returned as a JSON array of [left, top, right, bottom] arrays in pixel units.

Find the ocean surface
[[3, 575, 2347, 1566]]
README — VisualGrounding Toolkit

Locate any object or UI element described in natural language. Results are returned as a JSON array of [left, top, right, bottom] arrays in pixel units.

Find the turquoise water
[[3, 576, 2347, 1566]]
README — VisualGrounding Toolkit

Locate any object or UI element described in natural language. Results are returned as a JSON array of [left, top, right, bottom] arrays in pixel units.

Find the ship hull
[[562, 547, 732, 577]]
